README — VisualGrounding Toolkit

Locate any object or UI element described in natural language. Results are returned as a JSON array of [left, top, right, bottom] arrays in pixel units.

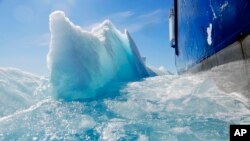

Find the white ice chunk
[[47, 11, 150, 100]]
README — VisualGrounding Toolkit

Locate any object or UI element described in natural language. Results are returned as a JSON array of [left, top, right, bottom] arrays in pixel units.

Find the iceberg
[[47, 11, 150, 100]]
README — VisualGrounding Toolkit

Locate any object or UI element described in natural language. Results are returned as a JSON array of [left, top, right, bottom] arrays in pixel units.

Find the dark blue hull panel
[[175, 0, 250, 73]]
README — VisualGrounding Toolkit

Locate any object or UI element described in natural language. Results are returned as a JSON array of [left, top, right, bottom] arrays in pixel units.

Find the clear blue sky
[[0, 0, 175, 76]]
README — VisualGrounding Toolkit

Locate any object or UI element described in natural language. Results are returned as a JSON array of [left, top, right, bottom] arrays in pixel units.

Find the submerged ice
[[0, 61, 250, 141], [47, 11, 150, 100]]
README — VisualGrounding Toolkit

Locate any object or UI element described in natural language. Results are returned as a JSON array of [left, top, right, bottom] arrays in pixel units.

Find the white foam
[[171, 127, 191, 134], [0, 98, 51, 122], [137, 134, 149, 141], [0, 61, 249, 140]]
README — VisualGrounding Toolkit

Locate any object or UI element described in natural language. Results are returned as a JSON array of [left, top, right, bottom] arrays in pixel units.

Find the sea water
[[0, 61, 250, 141]]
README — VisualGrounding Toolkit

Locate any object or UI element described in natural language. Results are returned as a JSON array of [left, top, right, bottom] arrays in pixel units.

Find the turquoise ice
[[47, 11, 151, 100], [0, 61, 250, 140]]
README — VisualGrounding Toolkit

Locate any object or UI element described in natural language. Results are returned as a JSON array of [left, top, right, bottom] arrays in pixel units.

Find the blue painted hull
[[174, 0, 250, 73]]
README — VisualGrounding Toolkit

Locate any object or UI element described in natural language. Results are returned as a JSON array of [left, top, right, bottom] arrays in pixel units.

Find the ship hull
[[175, 0, 250, 73]]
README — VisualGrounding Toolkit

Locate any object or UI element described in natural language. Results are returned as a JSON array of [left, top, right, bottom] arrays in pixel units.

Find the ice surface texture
[[0, 68, 49, 117], [47, 11, 149, 100], [0, 61, 250, 141]]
